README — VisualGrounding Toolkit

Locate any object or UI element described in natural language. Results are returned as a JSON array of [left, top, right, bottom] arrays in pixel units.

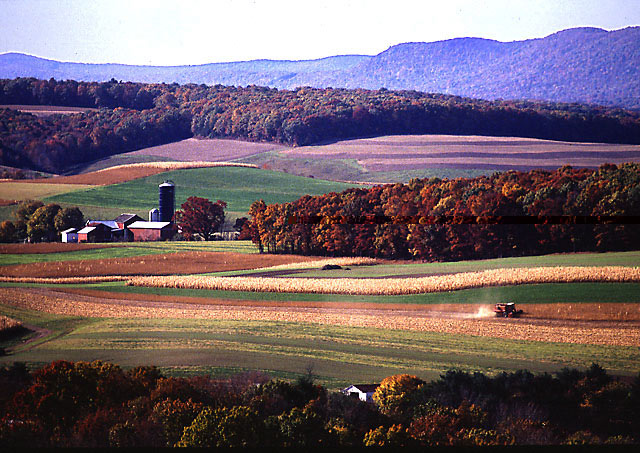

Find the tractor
[[494, 302, 523, 318]]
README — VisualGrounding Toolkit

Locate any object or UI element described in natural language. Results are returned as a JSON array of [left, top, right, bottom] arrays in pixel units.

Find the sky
[[1, 0, 639, 66]]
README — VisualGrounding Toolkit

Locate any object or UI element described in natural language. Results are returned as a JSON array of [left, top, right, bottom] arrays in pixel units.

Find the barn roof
[[128, 221, 172, 229], [77, 226, 96, 234], [114, 213, 143, 223], [60, 228, 78, 234], [87, 220, 118, 229]]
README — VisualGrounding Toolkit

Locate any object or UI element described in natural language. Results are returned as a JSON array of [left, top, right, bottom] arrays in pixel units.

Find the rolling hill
[[2, 27, 639, 108]]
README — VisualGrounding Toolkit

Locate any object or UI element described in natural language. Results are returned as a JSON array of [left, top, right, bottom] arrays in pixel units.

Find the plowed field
[[0, 252, 318, 277], [1, 287, 638, 347]]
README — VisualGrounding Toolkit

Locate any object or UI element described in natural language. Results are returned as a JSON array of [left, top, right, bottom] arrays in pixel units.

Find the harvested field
[[21, 161, 258, 185], [0, 252, 319, 278], [0, 243, 119, 255], [124, 137, 289, 162], [283, 134, 640, 172], [129, 266, 640, 295], [1, 286, 638, 347]]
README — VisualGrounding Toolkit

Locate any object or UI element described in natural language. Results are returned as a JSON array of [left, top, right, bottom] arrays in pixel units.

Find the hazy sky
[[1, 0, 639, 65]]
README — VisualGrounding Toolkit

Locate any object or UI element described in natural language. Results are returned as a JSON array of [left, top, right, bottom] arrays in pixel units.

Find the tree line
[[2, 78, 640, 173], [0, 360, 637, 447], [240, 163, 640, 260], [0, 200, 84, 243]]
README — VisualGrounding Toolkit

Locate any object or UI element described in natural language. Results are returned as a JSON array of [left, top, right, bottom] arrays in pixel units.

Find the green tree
[[13, 199, 44, 240], [26, 203, 61, 242], [53, 207, 84, 234]]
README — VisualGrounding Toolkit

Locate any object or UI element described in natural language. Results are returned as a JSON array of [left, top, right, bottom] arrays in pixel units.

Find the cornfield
[[258, 257, 378, 271], [128, 266, 640, 295], [0, 276, 128, 284], [91, 161, 258, 173]]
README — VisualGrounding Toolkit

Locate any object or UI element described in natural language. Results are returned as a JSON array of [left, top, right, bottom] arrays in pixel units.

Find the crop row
[[257, 257, 378, 271], [128, 266, 640, 295]]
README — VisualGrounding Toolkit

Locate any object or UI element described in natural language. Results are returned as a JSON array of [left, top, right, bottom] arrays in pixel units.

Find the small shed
[[60, 228, 78, 243], [77, 223, 111, 243], [128, 221, 174, 242], [342, 384, 379, 403]]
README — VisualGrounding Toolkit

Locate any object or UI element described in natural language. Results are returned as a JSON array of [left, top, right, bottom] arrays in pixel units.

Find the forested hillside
[[241, 163, 640, 260], [2, 27, 638, 108], [2, 78, 640, 174]]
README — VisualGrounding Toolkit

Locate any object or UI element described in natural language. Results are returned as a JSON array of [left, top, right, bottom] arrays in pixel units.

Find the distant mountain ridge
[[2, 26, 639, 108]]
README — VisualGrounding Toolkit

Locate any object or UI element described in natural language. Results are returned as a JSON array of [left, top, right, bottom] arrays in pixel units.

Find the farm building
[[77, 223, 112, 243], [127, 221, 174, 241], [342, 384, 379, 403], [60, 228, 78, 243], [114, 213, 144, 229]]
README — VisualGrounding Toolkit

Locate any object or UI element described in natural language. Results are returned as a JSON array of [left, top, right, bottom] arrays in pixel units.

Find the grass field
[[44, 166, 365, 218], [0, 182, 92, 201]]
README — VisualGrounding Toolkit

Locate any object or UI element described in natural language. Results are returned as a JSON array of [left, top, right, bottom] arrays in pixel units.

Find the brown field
[[1, 286, 638, 347], [128, 266, 640, 295], [0, 243, 120, 255], [124, 137, 289, 162], [19, 161, 258, 185], [0, 105, 98, 117], [0, 252, 320, 278], [283, 135, 640, 171]]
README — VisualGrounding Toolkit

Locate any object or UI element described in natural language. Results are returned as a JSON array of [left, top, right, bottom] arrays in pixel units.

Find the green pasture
[[45, 166, 364, 217], [1, 304, 637, 388], [0, 241, 258, 267]]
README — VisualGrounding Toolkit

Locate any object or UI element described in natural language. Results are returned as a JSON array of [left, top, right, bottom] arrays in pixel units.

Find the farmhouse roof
[[128, 221, 172, 229], [60, 228, 78, 234], [344, 384, 379, 393], [77, 226, 96, 234]]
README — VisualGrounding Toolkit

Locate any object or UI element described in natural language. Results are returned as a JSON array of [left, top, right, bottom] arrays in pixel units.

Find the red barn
[[77, 223, 111, 243], [127, 221, 174, 242]]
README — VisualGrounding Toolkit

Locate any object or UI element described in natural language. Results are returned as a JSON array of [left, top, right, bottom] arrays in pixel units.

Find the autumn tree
[[372, 374, 426, 418], [174, 196, 226, 241], [0, 221, 17, 243]]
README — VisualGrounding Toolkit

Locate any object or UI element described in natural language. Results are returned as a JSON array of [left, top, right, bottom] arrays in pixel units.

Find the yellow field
[[0, 182, 92, 202]]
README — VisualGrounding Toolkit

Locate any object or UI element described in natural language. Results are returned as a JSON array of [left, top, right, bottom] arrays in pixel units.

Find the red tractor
[[494, 303, 523, 318]]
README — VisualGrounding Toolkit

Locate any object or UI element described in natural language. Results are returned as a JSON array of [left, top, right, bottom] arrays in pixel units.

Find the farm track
[[1, 287, 638, 347]]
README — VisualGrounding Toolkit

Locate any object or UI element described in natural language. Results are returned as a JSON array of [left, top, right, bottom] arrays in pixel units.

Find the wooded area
[[0, 360, 637, 447], [240, 163, 640, 260], [2, 78, 640, 173]]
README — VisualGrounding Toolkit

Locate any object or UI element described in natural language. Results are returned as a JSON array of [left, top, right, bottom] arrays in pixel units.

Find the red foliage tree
[[174, 196, 226, 241]]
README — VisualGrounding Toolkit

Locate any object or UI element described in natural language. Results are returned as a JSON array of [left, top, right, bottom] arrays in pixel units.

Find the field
[[240, 134, 640, 182], [42, 166, 365, 219], [0, 104, 98, 116], [1, 243, 639, 386]]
